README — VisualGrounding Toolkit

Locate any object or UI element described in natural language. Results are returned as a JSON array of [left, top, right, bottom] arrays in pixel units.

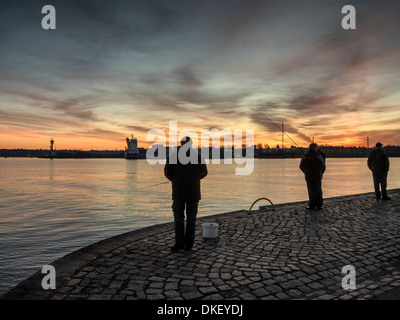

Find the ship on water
[[125, 134, 145, 159]]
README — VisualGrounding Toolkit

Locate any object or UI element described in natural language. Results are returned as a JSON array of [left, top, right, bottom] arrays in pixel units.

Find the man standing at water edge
[[300, 143, 326, 210], [164, 137, 208, 252], [368, 142, 390, 200]]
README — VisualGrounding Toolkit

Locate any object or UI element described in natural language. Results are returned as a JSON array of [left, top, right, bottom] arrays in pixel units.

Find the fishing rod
[[135, 108, 302, 192], [136, 181, 170, 191], [251, 108, 300, 148]]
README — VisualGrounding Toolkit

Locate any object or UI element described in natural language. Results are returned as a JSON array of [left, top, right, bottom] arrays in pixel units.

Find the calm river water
[[1, 157, 399, 295]]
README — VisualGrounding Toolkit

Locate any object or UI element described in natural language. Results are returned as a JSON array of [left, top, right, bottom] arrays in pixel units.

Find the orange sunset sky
[[1, 0, 399, 150]]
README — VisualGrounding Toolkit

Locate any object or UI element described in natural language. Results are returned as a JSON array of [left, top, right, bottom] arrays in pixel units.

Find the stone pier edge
[[1, 189, 399, 300]]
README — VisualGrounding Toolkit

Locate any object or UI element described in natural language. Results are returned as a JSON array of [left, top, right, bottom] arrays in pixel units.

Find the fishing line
[[135, 181, 170, 191]]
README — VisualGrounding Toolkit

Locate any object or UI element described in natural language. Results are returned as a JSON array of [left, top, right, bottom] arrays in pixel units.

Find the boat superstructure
[[125, 134, 140, 159]]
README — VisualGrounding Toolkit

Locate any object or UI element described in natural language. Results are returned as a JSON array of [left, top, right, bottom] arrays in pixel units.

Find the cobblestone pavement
[[2, 189, 400, 300]]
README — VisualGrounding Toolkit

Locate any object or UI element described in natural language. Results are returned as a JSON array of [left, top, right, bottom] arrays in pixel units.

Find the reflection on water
[[0, 157, 399, 295]]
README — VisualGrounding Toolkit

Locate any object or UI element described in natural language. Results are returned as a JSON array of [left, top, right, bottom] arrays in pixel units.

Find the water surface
[[1, 157, 399, 295]]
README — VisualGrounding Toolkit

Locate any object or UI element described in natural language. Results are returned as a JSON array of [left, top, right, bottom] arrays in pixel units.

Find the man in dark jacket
[[368, 142, 390, 200], [300, 143, 326, 210], [164, 137, 208, 251]]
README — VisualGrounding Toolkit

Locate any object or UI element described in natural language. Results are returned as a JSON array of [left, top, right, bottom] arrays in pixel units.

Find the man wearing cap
[[164, 137, 208, 251], [368, 142, 390, 200], [300, 143, 326, 210]]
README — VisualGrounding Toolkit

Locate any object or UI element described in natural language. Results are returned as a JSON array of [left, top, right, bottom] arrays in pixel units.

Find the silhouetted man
[[300, 143, 326, 210], [368, 142, 390, 200], [164, 137, 208, 251]]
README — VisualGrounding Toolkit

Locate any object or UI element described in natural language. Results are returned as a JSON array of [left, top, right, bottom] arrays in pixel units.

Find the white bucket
[[202, 222, 219, 238]]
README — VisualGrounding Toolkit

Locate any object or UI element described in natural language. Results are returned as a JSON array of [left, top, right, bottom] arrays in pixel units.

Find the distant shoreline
[[1, 146, 400, 159]]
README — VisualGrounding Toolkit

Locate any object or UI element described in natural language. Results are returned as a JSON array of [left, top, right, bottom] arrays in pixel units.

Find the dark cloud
[[1, 88, 49, 103], [249, 107, 312, 145], [125, 124, 151, 134], [214, 0, 270, 44], [138, 63, 249, 112], [80, 128, 124, 140], [0, 109, 83, 131], [51, 99, 98, 121], [174, 65, 203, 87]]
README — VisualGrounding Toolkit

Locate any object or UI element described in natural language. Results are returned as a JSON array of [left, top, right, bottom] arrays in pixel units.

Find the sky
[[0, 0, 400, 150]]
